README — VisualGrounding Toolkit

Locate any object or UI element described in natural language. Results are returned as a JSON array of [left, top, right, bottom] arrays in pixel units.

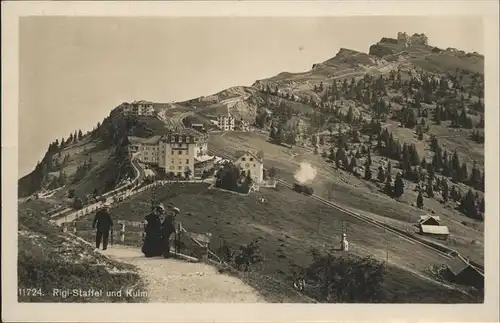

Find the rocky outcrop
[[380, 37, 398, 45], [369, 43, 398, 58]]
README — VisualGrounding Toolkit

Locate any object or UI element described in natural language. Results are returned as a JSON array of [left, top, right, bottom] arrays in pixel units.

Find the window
[[253, 164, 256, 167], [178, 151, 182, 155], [177, 172, 182, 176], [171, 150, 174, 155], [250, 158, 254, 162], [171, 160, 175, 164], [241, 157, 246, 161], [186, 159, 189, 164], [170, 166, 175, 170], [177, 166, 182, 170]]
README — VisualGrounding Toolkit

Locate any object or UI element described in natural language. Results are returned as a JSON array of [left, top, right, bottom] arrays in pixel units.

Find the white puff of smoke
[[294, 162, 317, 184]]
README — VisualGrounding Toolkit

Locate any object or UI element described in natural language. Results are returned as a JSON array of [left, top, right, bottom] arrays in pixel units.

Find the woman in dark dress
[[141, 204, 166, 257]]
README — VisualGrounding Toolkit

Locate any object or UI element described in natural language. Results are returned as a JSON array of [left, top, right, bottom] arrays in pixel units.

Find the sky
[[18, 16, 484, 178]]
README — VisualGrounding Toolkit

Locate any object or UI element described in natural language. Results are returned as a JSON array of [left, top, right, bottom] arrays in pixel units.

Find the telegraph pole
[[385, 219, 389, 270]]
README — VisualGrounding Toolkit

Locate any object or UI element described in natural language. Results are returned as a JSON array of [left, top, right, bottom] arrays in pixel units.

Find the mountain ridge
[[19, 33, 484, 199]]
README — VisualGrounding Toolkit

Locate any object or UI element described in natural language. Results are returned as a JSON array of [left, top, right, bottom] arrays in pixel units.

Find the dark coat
[[92, 209, 113, 232], [162, 214, 176, 236], [144, 212, 163, 234], [142, 212, 163, 257]]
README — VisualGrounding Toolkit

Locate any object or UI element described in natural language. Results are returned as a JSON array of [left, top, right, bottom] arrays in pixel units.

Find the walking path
[[103, 245, 267, 303]]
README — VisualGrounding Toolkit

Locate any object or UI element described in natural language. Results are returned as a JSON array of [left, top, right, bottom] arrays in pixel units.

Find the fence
[[66, 220, 212, 259]]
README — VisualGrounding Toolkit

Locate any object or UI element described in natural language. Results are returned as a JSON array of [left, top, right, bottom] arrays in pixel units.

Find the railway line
[[207, 146, 485, 273]]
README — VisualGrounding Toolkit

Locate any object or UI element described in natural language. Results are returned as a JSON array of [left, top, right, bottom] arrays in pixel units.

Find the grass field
[[208, 131, 484, 265], [74, 183, 481, 303]]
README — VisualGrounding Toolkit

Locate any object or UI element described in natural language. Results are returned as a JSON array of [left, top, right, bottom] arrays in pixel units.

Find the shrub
[[298, 248, 387, 303]]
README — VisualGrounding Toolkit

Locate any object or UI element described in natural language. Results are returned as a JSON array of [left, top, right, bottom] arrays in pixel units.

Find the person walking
[[141, 203, 166, 257], [160, 206, 178, 258], [92, 205, 114, 250]]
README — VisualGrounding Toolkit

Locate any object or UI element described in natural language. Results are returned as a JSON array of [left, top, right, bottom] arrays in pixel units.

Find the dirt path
[[103, 245, 267, 303]]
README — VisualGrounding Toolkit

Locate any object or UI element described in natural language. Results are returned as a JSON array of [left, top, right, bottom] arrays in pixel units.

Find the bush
[[215, 162, 252, 194], [73, 197, 83, 210], [298, 248, 387, 303], [216, 239, 263, 272]]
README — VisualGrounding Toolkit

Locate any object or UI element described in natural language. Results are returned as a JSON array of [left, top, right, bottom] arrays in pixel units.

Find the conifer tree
[[377, 166, 386, 183], [394, 173, 405, 198], [348, 156, 357, 173], [460, 189, 478, 219], [426, 177, 434, 198], [384, 176, 393, 196], [364, 159, 372, 180], [442, 180, 449, 202], [417, 190, 424, 209]]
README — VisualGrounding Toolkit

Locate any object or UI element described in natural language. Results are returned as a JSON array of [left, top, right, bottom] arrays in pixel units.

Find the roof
[[447, 257, 470, 276], [235, 150, 264, 163], [419, 215, 441, 222], [128, 135, 162, 145], [195, 155, 215, 163], [418, 215, 441, 225], [420, 225, 449, 235], [167, 127, 204, 137], [447, 256, 485, 277]]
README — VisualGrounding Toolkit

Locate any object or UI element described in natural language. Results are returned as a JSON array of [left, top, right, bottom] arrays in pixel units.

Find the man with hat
[[160, 206, 179, 258], [92, 204, 114, 250], [142, 203, 166, 257]]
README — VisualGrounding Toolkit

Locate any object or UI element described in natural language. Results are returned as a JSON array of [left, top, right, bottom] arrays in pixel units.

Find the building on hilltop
[[217, 114, 235, 131], [123, 100, 155, 116], [199, 95, 219, 103], [410, 33, 428, 46], [234, 150, 264, 184], [397, 32, 410, 47], [396, 32, 428, 47], [128, 128, 209, 178], [239, 119, 250, 132]]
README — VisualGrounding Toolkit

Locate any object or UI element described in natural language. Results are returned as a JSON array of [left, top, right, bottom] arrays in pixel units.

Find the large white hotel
[[128, 129, 210, 177]]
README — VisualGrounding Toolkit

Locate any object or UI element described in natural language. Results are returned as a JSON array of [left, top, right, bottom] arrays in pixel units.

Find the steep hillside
[[202, 33, 486, 269], [18, 200, 145, 302], [18, 104, 169, 200]]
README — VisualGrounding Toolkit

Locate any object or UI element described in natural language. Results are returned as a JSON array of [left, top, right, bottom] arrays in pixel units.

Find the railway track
[[207, 146, 485, 273]]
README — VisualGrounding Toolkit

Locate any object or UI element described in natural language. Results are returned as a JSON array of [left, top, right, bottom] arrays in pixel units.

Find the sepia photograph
[[2, 1, 499, 322]]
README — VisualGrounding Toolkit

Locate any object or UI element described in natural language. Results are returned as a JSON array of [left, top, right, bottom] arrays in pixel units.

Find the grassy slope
[[74, 183, 481, 303], [208, 131, 484, 265], [18, 200, 146, 302], [197, 41, 485, 264]]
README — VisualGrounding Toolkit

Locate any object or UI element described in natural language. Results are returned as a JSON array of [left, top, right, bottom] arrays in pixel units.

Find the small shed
[[446, 257, 484, 289], [419, 224, 449, 240], [419, 215, 441, 226], [191, 123, 205, 131]]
